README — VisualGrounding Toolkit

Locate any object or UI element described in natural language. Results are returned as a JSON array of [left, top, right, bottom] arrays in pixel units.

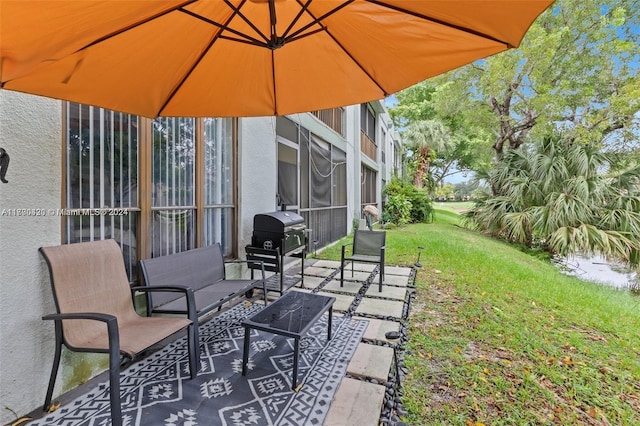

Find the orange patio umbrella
[[0, 0, 554, 118]]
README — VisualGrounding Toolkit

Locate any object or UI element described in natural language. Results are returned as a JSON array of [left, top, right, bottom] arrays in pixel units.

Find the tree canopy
[[465, 135, 640, 267], [388, 0, 640, 266], [390, 0, 640, 161]]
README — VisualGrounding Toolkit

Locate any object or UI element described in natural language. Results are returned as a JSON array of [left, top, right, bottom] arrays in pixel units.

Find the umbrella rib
[[284, 0, 355, 43], [223, 0, 270, 44], [296, 2, 390, 97], [281, 0, 313, 39], [157, 4, 247, 116], [178, 4, 268, 48], [326, 31, 390, 97], [365, 0, 514, 48], [218, 35, 268, 47], [38, 0, 199, 63], [286, 27, 326, 44]]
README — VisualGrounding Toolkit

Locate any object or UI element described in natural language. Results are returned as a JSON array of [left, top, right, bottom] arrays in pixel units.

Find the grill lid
[[253, 211, 304, 231]]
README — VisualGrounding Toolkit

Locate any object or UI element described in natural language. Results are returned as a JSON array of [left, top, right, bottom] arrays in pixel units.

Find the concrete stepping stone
[[356, 298, 404, 319], [338, 270, 372, 282], [384, 265, 413, 276], [343, 262, 377, 272], [298, 275, 326, 289], [311, 259, 342, 269], [346, 342, 394, 382], [301, 266, 335, 277], [322, 279, 362, 294], [315, 291, 355, 312], [324, 378, 386, 426], [365, 284, 407, 301], [373, 273, 411, 287], [361, 317, 401, 342]]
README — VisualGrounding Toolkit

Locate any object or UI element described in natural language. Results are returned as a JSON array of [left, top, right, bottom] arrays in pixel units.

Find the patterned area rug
[[29, 302, 368, 426]]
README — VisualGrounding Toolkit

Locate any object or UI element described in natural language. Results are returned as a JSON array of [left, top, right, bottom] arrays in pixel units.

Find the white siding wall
[[0, 91, 62, 424]]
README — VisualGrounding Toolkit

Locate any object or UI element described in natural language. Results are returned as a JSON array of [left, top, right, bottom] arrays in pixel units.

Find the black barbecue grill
[[246, 208, 308, 295], [252, 210, 306, 253]]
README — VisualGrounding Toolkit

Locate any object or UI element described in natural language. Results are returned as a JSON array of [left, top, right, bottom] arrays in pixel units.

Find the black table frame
[[241, 291, 335, 389]]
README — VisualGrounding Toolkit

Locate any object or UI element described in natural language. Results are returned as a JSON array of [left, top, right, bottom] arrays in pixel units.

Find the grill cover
[[252, 211, 305, 253]]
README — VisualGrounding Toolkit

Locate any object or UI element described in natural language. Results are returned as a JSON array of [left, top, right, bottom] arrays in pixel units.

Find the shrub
[[383, 177, 433, 224], [383, 193, 412, 226]]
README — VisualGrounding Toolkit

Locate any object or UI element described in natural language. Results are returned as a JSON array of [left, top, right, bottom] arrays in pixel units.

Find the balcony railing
[[360, 130, 377, 161], [311, 108, 344, 136]]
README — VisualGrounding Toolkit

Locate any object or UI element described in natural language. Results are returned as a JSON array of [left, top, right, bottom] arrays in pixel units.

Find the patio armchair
[[39, 239, 198, 426], [340, 229, 386, 292]]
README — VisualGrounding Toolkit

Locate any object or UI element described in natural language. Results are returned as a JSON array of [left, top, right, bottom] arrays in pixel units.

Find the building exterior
[[0, 90, 401, 422]]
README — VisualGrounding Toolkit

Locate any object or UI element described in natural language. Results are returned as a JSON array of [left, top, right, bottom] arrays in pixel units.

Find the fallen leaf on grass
[[599, 366, 614, 375]]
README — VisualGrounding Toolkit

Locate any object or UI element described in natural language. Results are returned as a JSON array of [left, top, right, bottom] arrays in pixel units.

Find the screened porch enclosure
[[277, 117, 348, 250]]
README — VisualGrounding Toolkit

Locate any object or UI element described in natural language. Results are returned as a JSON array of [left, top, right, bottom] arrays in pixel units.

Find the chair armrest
[[131, 285, 197, 323], [131, 285, 193, 295], [341, 242, 351, 262], [43, 312, 122, 358], [43, 312, 119, 345], [43, 312, 117, 324]]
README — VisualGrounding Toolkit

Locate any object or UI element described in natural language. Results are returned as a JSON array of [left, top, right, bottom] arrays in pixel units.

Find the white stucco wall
[[237, 117, 278, 255], [0, 91, 62, 424], [344, 104, 361, 233]]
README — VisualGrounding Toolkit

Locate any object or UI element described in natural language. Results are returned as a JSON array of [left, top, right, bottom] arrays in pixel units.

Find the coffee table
[[241, 291, 336, 389]]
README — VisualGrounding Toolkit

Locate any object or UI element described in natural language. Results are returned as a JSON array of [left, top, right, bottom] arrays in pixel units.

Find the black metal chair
[[39, 239, 198, 426], [340, 229, 386, 292]]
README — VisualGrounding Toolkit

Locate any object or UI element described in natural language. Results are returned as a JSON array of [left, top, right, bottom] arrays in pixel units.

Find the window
[[360, 103, 376, 142], [381, 128, 387, 164], [203, 118, 234, 254], [64, 103, 236, 281], [64, 105, 139, 277], [151, 117, 196, 256], [361, 165, 377, 211]]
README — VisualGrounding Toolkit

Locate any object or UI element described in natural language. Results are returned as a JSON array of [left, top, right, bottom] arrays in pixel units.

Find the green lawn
[[317, 210, 640, 425], [433, 201, 474, 215]]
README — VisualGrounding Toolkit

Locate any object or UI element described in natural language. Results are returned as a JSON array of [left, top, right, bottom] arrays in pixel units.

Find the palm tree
[[403, 119, 452, 189], [466, 135, 640, 268]]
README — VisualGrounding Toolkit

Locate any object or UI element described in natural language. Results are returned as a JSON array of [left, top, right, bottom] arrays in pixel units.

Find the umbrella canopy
[[0, 0, 554, 118]]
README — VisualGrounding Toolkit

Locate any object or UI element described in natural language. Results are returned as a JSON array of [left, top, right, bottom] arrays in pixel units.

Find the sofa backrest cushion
[[140, 244, 225, 307]]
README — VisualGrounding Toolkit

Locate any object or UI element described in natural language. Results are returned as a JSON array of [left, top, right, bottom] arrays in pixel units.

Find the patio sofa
[[139, 243, 267, 359]]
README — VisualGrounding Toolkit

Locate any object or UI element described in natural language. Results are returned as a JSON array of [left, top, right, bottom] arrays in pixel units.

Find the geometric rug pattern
[[28, 302, 368, 426]]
